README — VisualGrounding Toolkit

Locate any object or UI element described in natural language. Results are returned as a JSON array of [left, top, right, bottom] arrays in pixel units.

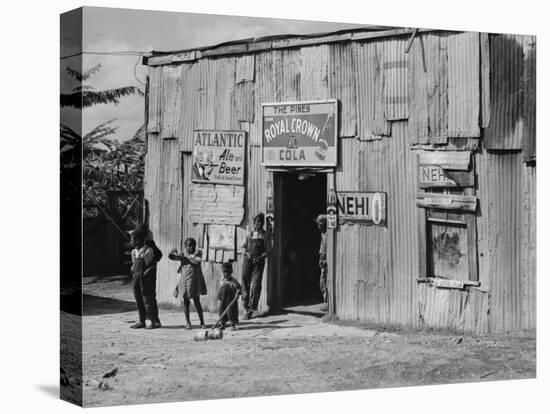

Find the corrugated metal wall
[[476, 150, 536, 332], [144, 31, 536, 332]]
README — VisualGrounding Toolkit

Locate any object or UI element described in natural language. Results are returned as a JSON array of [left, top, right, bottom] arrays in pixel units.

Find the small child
[[217, 262, 242, 331], [168, 238, 207, 329]]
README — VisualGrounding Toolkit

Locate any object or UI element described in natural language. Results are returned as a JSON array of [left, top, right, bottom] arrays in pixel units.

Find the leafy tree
[[61, 63, 143, 109], [60, 62, 145, 222]]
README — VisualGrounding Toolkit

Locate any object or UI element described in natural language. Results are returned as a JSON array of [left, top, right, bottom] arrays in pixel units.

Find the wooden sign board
[[337, 191, 386, 225], [262, 100, 338, 167], [419, 165, 474, 188]]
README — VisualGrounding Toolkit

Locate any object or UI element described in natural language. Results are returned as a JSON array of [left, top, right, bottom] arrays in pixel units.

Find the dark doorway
[[276, 172, 326, 307]]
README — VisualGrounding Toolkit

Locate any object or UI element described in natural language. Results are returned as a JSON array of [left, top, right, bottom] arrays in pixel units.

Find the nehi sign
[[337, 191, 386, 225], [262, 100, 338, 167], [192, 130, 246, 185]]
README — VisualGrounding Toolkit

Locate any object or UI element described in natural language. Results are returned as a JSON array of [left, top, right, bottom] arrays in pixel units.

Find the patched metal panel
[[484, 34, 525, 150], [447, 31, 480, 138], [147, 66, 162, 133], [417, 284, 489, 334], [522, 36, 536, 161], [178, 62, 201, 152], [300, 44, 330, 100], [408, 33, 449, 145], [159, 65, 183, 139], [383, 38, 408, 121], [329, 42, 357, 137], [353, 41, 388, 140]]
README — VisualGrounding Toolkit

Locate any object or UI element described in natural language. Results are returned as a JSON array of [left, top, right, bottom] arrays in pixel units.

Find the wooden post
[[327, 172, 337, 315]]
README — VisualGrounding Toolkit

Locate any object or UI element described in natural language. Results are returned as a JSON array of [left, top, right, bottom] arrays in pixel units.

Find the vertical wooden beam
[[480, 33, 491, 128], [416, 154, 428, 278], [327, 172, 337, 315]]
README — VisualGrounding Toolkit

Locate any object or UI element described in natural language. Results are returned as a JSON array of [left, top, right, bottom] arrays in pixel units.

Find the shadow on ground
[[83, 294, 136, 316]]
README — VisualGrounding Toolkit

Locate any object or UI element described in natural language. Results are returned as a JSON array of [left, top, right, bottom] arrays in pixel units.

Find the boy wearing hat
[[130, 225, 161, 329], [217, 262, 242, 330], [315, 214, 329, 312]]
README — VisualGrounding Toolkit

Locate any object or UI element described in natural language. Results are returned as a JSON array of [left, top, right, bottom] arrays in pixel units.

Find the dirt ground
[[76, 275, 536, 407]]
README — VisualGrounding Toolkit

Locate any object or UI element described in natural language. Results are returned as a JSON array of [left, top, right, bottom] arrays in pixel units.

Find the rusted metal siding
[[484, 34, 526, 150], [328, 43, 357, 137], [475, 150, 535, 332], [447, 32, 480, 138]]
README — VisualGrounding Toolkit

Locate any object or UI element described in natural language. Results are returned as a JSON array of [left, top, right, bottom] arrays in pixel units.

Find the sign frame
[[191, 129, 247, 186], [336, 190, 387, 226], [261, 99, 339, 168]]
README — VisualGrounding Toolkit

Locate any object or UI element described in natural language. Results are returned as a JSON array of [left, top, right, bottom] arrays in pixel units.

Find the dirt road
[[75, 276, 535, 407]]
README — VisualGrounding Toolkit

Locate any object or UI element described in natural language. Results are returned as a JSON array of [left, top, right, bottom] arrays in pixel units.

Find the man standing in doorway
[[315, 214, 329, 312]]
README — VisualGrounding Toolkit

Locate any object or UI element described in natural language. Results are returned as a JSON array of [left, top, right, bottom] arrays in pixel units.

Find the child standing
[[130, 225, 161, 329], [169, 238, 207, 329], [241, 212, 271, 320], [217, 262, 242, 330]]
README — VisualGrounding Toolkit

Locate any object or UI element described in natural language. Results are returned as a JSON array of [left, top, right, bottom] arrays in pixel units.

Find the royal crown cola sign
[[261, 100, 338, 167]]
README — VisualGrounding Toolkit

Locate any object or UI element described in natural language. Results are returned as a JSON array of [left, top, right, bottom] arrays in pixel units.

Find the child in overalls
[[240, 212, 271, 320], [168, 238, 207, 329]]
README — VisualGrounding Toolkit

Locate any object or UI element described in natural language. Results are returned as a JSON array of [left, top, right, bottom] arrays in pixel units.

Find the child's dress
[[172, 250, 207, 300]]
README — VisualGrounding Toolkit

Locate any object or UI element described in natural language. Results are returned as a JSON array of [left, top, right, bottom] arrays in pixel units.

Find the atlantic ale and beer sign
[[261, 100, 338, 167], [192, 130, 246, 185]]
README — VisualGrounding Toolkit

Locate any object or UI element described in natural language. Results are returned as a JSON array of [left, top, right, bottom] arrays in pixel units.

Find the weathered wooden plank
[[416, 191, 477, 212], [418, 150, 471, 170], [188, 184, 245, 225], [480, 33, 491, 128], [201, 43, 248, 57], [447, 32, 480, 138]]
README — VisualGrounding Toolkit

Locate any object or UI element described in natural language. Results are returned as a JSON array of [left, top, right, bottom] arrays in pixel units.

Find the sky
[[60, 7, 369, 142]]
